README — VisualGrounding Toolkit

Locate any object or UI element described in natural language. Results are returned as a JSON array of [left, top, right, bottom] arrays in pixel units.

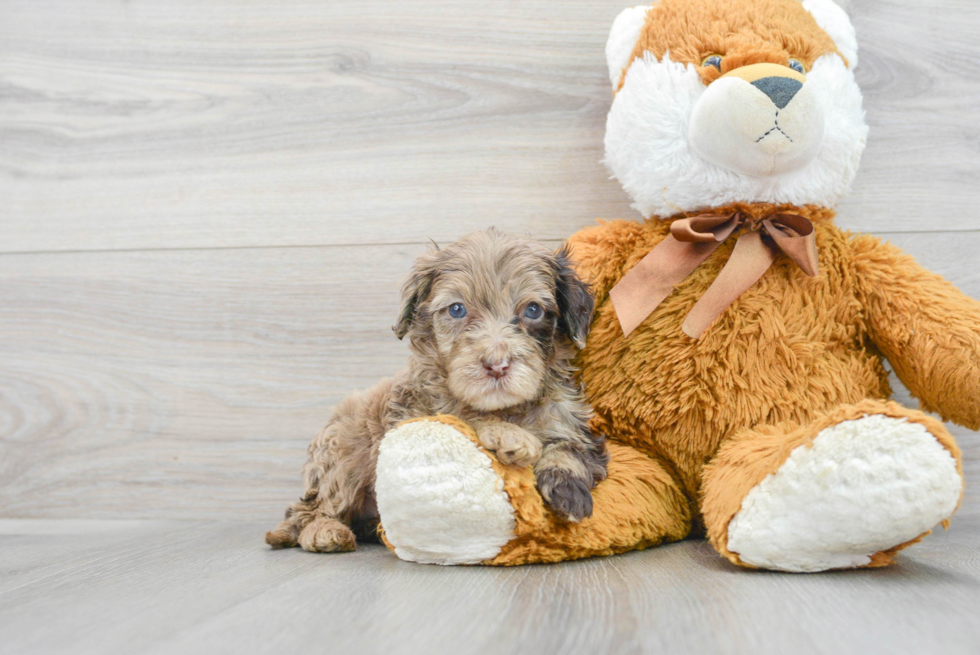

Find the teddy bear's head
[[604, 0, 867, 218]]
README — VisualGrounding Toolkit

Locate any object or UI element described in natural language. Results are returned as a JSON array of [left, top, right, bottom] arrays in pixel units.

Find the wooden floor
[[1, 0, 979, 520], [3, 0, 980, 652], [1, 517, 979, 655]]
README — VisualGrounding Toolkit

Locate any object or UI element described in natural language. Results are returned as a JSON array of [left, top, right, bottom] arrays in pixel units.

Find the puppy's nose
[[482, 359, 510, 379], [751, 76, 803, 109]]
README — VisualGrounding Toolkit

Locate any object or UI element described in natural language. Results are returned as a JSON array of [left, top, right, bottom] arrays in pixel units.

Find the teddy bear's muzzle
[[688, 62, 826, 178]]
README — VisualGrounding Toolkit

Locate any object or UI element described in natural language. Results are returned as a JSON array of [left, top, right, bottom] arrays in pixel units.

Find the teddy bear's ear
[[605, 5, 656, 90], [802, 0, 859, 68]]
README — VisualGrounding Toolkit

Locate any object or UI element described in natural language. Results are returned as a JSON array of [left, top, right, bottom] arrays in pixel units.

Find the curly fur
[[266, 229, 607, 552]]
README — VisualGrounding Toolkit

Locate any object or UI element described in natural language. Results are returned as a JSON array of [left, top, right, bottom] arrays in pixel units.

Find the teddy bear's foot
[[376, 415, 692, 566], [703, 401, 963, 573], [375, 417, 516, 564], [726, 415, 960, 572]]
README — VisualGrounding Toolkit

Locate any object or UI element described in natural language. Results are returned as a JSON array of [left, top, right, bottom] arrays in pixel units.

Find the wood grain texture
[[2, 0, 980, 254], [0, 0, 631, 253], [0, 518, 978, 655], [0, 233, 977, 520], [2, 2, 980, 648], [0, 244, 412, 518], [835, 0, 980, 234], [0, 0, 978, 523]]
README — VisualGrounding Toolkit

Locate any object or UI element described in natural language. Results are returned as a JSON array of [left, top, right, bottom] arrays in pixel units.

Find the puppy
[[266, 228, 607, 553]]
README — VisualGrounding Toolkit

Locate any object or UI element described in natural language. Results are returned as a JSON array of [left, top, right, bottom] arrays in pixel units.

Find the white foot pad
[[727, 415, 962, 572], [375, 420, 515, 565]]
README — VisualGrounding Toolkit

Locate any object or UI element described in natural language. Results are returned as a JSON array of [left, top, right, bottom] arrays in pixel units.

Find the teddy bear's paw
[[726, 414, 962, 572], [375, 419, 516, 565]]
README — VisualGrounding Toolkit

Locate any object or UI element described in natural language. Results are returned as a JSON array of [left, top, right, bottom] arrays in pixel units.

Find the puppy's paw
[[477, 423, 543, 468], [536, 470, 594, 523], [297, 517, 357, 553], [497, 431, 543, 468], [265, 525, 298, 549]]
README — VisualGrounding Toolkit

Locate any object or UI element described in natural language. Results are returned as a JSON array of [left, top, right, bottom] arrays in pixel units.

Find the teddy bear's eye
[[788, 58, 806, 74], [448, 302, 467, 319], [702, 55, 723, 71]]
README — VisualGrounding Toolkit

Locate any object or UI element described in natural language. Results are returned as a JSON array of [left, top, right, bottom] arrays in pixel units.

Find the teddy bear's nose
[[751, 76, 803, 109]]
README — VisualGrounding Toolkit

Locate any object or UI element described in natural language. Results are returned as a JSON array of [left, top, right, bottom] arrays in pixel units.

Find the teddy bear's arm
[[565, 220, 650, 301], [852, 234, 980, 430]]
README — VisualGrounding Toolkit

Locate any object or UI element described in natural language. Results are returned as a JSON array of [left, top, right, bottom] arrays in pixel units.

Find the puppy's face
[[395, 230, 593, 412]]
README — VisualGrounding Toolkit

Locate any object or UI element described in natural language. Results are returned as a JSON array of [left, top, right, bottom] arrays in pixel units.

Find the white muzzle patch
[[689, 74, 825, 177], [604, 53, 866, 218]]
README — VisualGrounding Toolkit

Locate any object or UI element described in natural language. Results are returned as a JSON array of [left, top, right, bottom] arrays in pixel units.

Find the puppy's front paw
[[536, 470, 593, 522], [477, 423, 543, 468], [496, 430, 543, 468]]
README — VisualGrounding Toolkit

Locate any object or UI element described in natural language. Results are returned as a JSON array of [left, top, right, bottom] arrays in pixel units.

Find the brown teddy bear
[[372, 0, 980, 571]]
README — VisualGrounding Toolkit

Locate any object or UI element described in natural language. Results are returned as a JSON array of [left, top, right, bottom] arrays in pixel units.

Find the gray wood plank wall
[[2, 0, 979, 520]]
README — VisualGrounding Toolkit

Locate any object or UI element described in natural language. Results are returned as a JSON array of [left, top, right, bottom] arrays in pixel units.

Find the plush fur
[[265, 229, 606, 552], [376, 417, 518, 564], [604, 0, 867, 218], [722, 410, 962, 572], [373, 0, 978, 569], [378, 415, 690, 565]]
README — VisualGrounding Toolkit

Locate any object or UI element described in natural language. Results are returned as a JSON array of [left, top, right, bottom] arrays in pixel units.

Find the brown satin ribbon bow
[[608, 210, 820, 339]]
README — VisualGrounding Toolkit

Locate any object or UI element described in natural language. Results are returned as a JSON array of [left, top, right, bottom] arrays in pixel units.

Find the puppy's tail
[[265, 498, 318, 549]]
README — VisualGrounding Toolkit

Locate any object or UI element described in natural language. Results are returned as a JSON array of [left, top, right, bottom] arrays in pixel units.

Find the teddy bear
[[371, 0, 980, 572]]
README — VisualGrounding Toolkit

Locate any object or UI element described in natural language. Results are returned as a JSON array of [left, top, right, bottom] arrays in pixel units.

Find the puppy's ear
[[553, 245, 594, 349], [393, 247, 440, 340]]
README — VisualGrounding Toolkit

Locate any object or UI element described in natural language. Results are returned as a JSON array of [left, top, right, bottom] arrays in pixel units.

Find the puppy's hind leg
[[297, 516, 357, 553], [266, 496, 358, 553], [265, 495, 317, 549], [265, 452, 362, 553], [266, 409, 380, 552]]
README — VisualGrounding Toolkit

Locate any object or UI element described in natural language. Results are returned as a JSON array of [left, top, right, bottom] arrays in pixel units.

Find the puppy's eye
[[448, 302, 467, 319], [702, 55, 722, 71], [524, 303, 543, 320], [788, 58, 806, 74]]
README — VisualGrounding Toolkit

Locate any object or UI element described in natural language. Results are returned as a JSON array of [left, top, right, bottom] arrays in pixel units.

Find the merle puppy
[[266, 228, 607, 553]]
